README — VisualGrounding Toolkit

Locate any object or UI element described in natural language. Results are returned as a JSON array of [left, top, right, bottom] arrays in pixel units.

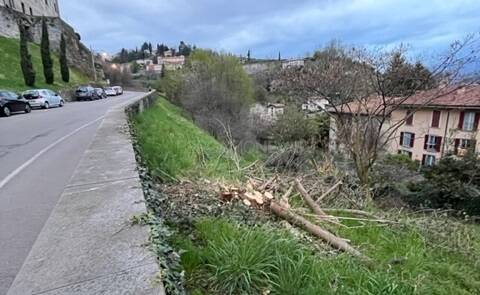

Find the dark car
[[94, 88, 107, 99], [0, 90, 31, 117], [75, 86, 97, 101]]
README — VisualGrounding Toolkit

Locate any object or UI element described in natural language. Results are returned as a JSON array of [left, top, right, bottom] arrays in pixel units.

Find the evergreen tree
[[148, 42, 153, 54], [247, 49, 251, 61], [59, 34, 69, 82], [19, 24, 35, 86], [41, 18, 54, 84], [278, 51, 281, 61]]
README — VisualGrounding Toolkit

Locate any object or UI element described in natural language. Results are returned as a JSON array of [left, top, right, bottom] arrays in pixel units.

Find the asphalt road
[[0, 91, 145, 295]]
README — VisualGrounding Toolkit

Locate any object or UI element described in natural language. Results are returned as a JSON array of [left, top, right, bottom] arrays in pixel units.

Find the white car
[[22, 89, 65, 109], [112, 86, 123, 95], [104, 87, 117, 96]]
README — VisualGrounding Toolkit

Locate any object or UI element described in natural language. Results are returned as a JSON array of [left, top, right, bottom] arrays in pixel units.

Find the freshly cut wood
[[244, 192, 264, 205], [264, 191, 274, 200], [316, 181, 343, 203], [243, 199, 252, 207], [295, 179, 334, 220], [270, 201, 363, 257]]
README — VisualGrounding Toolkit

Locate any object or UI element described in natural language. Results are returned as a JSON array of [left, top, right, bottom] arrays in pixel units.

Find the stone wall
[[0, 0, 59, 17], [0, 6, 96, 79]]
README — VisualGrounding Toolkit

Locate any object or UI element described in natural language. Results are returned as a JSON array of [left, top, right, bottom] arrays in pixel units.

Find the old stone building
[[1, 0, 59, 17]]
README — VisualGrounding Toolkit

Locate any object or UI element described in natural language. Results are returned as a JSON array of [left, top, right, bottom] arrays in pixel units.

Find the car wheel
[[43, 102, 50, 109], [25, 104, 31, 113], [59, 100, 64, 107], [2, 106, 11, 117]]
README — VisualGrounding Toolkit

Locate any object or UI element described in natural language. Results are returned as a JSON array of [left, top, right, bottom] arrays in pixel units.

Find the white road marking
[[0, 115, 105, 190]]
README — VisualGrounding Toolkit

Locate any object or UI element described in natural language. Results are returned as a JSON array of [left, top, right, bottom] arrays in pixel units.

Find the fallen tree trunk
[[295, 179, 336, 221], [270, 201, 363, 257]]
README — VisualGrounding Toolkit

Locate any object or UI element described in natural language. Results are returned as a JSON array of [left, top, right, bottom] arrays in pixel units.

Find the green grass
[[173, 218, 480, 295], [133, 97, 258, 181], [0, 36, 90, 91]]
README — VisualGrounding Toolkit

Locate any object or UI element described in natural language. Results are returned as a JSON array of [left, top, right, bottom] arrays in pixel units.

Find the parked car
[[22, 89, 64, 109], [75, 86, 97, 101], [94, 88, 107, 99], [0, 90, 31, 117], [112, 86, 123, 95], [104, 87, 117, 96]]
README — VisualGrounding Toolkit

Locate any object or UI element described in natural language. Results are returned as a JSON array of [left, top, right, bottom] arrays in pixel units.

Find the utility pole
[[90, 45, 97, 82]]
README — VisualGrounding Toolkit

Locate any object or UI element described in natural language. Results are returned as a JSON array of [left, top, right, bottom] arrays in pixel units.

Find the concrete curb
[[7, 92, 164, 295]]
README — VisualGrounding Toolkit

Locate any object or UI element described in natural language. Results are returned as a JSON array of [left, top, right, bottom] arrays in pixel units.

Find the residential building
[[157, 55, 185, 70], [282, 58, 305, 69], [329, 85, 480, 165], [302, 98, 329, 114], [1, 0, 59, 17], [250, 103, 285, 122]]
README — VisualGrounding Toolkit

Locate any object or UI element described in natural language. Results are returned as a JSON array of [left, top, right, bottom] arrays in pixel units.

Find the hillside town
[[1, 1, 480, 295]]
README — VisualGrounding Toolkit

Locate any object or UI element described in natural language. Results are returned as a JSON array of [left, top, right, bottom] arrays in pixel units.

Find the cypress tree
[[19, 24, 35, 86], [59, 34, 69, 82], [41, 18, 54, 84]]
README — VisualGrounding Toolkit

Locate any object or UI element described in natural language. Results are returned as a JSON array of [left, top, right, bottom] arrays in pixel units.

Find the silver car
[[22, 89, 65, 109]]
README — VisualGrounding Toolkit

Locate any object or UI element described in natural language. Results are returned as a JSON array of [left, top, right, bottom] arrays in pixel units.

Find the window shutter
[[458, 111, 465, 129], [406, 110, 413, 125], [400, 132, 404, 146], [432, 111, 441, 128], [435, 136, 442, 152], [422, 155, 426, 166], [474, 113, 480, 130], [424, 135, 429, 150], [410, 134, 415, 148], [472, 140, 477, 153], [455, 139, 460, 151]]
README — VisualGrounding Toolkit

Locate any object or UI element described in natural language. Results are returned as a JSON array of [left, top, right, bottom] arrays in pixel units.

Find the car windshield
[[105, 88, 113, 91], [0, 91, 16, 99], [23, 91, 39, 99], [77, 87, 88, 92]]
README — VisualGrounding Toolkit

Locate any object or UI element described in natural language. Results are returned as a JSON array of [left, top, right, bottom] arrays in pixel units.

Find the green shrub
[[406, 153, 480, 216]]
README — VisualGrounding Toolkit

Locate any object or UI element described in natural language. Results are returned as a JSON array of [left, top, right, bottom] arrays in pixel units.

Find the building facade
[[1, 0, 59, 17], [329, 86, 480, 166]]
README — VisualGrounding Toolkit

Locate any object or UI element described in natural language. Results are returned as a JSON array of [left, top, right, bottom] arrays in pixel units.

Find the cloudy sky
[[60, 0, 480, 58]]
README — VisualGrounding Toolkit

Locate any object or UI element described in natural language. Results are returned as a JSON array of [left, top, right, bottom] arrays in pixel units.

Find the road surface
[[0, 91, 145, 295]]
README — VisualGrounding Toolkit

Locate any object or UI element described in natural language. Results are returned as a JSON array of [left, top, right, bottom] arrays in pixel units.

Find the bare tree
[[280, 36, 480, 186]]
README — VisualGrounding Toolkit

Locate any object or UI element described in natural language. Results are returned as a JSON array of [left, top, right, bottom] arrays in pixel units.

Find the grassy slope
[[0, 36, 89, 91], [133, 97, 256, 181], [133, 97, 480, 294]]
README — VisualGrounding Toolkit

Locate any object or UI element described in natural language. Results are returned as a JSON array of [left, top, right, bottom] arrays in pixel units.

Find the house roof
[[330, 85, 480, 115], [401, 85, 480, 109]]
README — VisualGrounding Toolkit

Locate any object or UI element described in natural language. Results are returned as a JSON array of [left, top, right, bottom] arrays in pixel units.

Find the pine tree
[[278, 52, 281, 61], [59, 34, 70, 83], [19, 24, 35, 86], [247, 49, 251, 61], [41, 18, 54, 84]]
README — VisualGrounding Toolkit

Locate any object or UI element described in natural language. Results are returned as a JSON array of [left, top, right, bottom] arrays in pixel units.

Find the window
[[464, 112, 475, 131], [455, 138, 476, 154], [459, 111, 478, 131], [431, 110, 441, 128], [405, 110, 413, 125], [423, 154, 436, 166], [21, 2, 25, 13], [424, 135, 442, 152], [401, 132, 415, 148], [29, 7, 32, 15]]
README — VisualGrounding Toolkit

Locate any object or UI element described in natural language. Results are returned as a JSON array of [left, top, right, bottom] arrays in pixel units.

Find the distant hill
[[0, 36, 89, 91]]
